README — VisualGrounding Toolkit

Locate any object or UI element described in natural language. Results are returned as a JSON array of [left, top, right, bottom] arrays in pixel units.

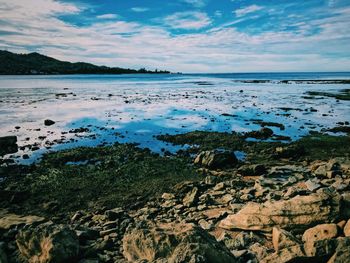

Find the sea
[[0, 72, 349, 164]]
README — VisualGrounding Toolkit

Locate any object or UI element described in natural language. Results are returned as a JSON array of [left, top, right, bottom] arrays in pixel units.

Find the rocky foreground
[[1, 132, 350, 263]]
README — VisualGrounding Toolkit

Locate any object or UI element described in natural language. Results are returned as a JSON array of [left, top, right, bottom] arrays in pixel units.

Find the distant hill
[[0, 50, 170, 75]]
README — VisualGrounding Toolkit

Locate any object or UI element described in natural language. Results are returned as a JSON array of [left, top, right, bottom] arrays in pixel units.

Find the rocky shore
[[0, 131, 350, 262]]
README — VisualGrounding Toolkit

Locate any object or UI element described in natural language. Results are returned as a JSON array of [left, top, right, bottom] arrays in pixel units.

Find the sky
[[0, 0, 350, 73]]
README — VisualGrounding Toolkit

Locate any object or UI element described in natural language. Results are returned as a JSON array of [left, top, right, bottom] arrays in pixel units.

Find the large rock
[[122, 221, 237, 263], [260, 245, 305, 263], [219, 191, 340, 232], [194, 150, 238, 169], [344, 219, 350, 236], [16, 223, 79, 263], [0, 136, 18, 156], [245, 127, 274, 139], [302, 224, 338, 256], [183, 187, 199, 207], [0, 211, 45, 231]]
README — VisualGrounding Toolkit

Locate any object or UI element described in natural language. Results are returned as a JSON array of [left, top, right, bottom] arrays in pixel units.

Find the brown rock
[[16, 223, 79, 263], [122, 221, 237, 263], [183, 187, 199, 207], [302, 224, 338, 256], [261, 245, 305, 263], [272, 227, 301, 252], [344, 219, 350, 237], [219, 192, 340, 232]]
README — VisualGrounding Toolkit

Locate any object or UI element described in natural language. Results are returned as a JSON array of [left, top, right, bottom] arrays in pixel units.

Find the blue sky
[[0, 0, 349, 72]]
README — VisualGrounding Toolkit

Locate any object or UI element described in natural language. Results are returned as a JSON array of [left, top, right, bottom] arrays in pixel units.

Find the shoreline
[[1, 130, 350, 262]]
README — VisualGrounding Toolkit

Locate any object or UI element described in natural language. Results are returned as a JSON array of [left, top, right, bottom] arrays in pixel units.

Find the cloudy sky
[[0, 0, 349, 72]]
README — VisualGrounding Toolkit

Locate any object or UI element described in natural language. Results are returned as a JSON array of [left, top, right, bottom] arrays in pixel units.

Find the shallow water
[[0, 73, 349, 164]]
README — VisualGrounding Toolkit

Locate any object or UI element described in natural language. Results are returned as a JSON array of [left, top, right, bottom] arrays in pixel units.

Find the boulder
[[219, 192, 340, 232], [16, 223, 79, 263], [0, 136, 18, 156], [122, 221, 237, 263], [194, 150, 237, 169], [237, 164, 267, 176], [302, 224, 338, 256]]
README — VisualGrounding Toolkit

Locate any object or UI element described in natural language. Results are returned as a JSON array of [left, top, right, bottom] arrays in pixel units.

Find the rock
[[162, 193, 175, 200], [16, 223, 79, 263], [303, 237, 338, 258], [238, 164, 267, 176], [198, 219, 213, 230], [104, 207, 125, 221], [245, 128, 274, 139], [44, 119, 55, 126], [327, 237, 350, 263], [344, 219, 350, 236], [183, 187, 199, 207], [0, 136, 18, 156], [0, 212, 45, 230], [194, 150, 238, 169], [302, 224, 338, 256], [219, 192, 340, 232], [274, 145, 305, 159], [272, 227, 301, 252], [261, 245, 305, 263], [305, 179, 321, 192], [122, 221, 236, 262]]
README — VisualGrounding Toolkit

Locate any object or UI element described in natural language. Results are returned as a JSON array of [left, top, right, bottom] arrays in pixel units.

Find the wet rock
[[302, 224, 338, 256], [0, 136, 18, 156], [194, 150, 238, 169], [0, 212, 45, 230], [44, 119, 55, 126], [245, 127, 274, 139], [16, 223, 79, 263], [219, 192, 340, 232], [122, 221, 236, 262]]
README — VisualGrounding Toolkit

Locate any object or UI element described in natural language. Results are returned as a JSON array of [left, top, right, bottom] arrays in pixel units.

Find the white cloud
[[164, 11, 211, 30], [181, 0, 207, 8], [234, 5, 263, 17], [0, 0, 350, 72], [131, 7, 149, 12], [96, 14, 119, 19]]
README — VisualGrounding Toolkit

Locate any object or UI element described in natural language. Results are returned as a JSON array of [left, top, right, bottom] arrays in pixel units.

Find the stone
[[261, 245, 305, 263], [305, 179, 321, 192], [104, 207, 125, 221], [238, 164, 267, 176], [0, 136, 18, 155], [122, 221, 236, 262], [344, 219, 350, 236], [272, 227, 301, 252], [0, 212, 45, 230], [183, 187, 199, 207], [327, 237, 350, 263], [16, 223, 79, 263], [219, 192, 340, 232], [162, 193, 175, 200], [44, 119, 55, 126], [302, 224, 339, 256], [245, 127, 273, 139], [198, 219, 213, 230], [194, 150, 238, 169]]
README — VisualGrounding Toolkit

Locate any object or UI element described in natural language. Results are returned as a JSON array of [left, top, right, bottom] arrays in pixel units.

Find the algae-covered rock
[[194, 150, 238, 169]]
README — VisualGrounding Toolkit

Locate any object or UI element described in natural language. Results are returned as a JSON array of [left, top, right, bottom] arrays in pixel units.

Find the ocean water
[[0, 72, 349, 164]]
